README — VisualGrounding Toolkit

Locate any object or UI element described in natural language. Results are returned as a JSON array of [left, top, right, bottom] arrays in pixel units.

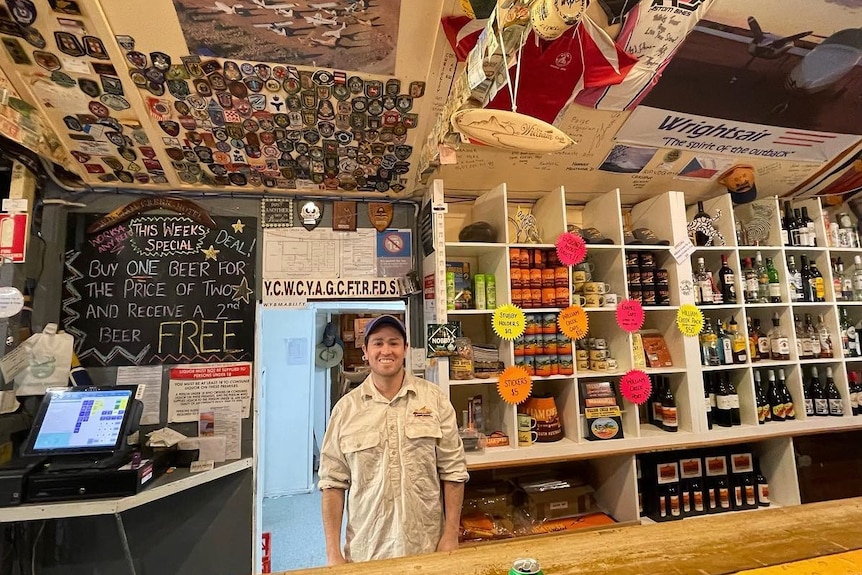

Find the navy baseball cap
[[363, 315, 407, 345]]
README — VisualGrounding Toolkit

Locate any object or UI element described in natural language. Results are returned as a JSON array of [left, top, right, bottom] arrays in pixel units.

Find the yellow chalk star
[[202, 245, 220, 260], [232, 219, 245, 233], [232, 277, 253, 304]]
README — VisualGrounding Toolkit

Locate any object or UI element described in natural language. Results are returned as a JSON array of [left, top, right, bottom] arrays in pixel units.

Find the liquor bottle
[[767, 369, 784, 421], [840, 257, 854, 301], [728, 315, 747, 364], [794, 314, 808, 359], [742, 473, 757, 509], [854, 255, 862, 301], [700, 319, 720, 366], [803, 370, 815, 417], [779, 368, 795, 419], [692, 201, 712, 246], [754, 370, 769, 424], [801, 206, 817, 247], [661, 377, 678, 432], [805, 313, 821, 358], [755, 252, 769, 303], [825, 366, 843, 417], [716, 477, 731, 511], [704, 373, 715, 430], [742, 257, 758, 304], [838, 212, 860, 248], [849, 370, 860, 416], [754, 318, 770, 361], [812, 366, 828, 416], [787, 255, 802, 303], [769, 312, 790, 360], [790, 208, 802, 246], [727, 373, 741, 426], [694, 257, 714, 305], [717, 319, 733, 365], [748, 316, 760, 363], [817, 314, 834, 358], [800, 255, 813, 302], [765, 257, 781, 302], [690, 478, 705, 514], [714, 372, 733, 428], [809, 258, 825, 302], [718, 254, 736, 304], [840, 307, 860, 357], [833, 258, 846, 301], [735, 218, 746, 246], [651, 376, 665, 427], [782, 200, 793, 246], [756, 465, 770, 507]]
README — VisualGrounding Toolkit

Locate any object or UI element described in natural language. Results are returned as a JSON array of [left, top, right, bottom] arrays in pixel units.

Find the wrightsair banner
[[615, 106, 861, 163]]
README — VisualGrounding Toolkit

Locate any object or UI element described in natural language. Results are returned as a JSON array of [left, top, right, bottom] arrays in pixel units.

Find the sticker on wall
[[676, 304, 704, 337], [497, 365, 532, 405], [492, 304, 526, 341]]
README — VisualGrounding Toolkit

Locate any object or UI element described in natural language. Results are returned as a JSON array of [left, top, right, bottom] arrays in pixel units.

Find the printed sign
[[620, 370, 652, 404], [260, 198, 294, 228], [0, 213, 27, 262], [616, 106, 860, 163], [558, 305, 589, 340], [426, 323, 461, 357], [168, 362, 252, 423], [556, 231, 587, 266], [677, 303, 704, 337], [616, 299, 645, 332], [62, 214, 256, 366], [492, 304, 526, 340], [497, 365, 532, 405]]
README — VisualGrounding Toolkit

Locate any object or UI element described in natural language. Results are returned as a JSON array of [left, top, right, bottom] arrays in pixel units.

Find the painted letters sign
[[62, 214, 256, 366]]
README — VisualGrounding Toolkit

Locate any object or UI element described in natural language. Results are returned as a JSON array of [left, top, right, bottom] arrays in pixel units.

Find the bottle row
[[691, 250, 862, 306]]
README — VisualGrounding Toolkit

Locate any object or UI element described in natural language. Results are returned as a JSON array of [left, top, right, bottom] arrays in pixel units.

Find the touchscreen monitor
[[22, 386, 138, 457]]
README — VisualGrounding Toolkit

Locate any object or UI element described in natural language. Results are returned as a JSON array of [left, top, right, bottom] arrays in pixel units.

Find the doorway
[[255, 300, 407, 571]]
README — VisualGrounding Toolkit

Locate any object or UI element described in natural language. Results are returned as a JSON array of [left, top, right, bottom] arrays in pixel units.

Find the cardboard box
[[641, 332, 673, 367], [446, 261, 472, 309], [520, 478, 597, 521]]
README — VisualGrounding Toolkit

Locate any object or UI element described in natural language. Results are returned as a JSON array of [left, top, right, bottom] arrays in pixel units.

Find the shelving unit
[[422, 179, 862, 527]]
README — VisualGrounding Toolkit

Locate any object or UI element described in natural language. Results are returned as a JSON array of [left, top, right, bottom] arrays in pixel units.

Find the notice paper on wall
[[199, 402, 241, 460], [116, 365, 163, 425], [168, 362, 252, 423]]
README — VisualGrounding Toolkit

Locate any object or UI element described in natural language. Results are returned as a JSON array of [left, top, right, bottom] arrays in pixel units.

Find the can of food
[[510, 558, 544, 575], [485, 274, 497, 308]]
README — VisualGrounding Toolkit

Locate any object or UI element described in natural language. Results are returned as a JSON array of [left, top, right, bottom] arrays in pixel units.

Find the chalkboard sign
[[63, 213, 256, 367]]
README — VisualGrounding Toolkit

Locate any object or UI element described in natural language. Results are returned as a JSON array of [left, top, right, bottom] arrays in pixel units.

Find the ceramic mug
[[576, 349, 589, 360], [583, 282, 612, 295], [592, 338, 608, 350], [518, 413, 538, 446], [589, 349, 609, 361], [572, 294, 588, 306], [577, 360, 590, 371], [604, 293, 619, 306], [572, 270, 592, 284], [585, 293, 606, 307]]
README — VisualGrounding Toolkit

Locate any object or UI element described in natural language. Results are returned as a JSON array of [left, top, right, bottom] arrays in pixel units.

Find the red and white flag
[[485, 15, 638, 125], [441, 16, 488, 62]]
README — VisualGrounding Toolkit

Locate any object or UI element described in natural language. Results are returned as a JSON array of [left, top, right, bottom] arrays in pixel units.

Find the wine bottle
[[690, 478, 705, 514], [766, 257, 781, 302], [667, 483, 681, 518], [718, 254, 736, 304], [716, 476, 731, 511], [840, 307, 860, 357], [841, 257, 854, 301], [714, 373, 733, 428], [727, 373, 741, 426], [651, 376, 665, 427], [754, 370, 768, 424], [693, 201, 711, 246], [779, 368, 795, 420], [756, 466, 770, 507], [704, 373, 714, 430], [825, 366, 843, 417], [849, 370, 860, 416], [782, 201, 793, 246], [661, 377, 678, 432], [767, 369, 784, 421], [790, 208, 802, 246], [800, 255, 813, 302], [803, 370, 815, 417], [812, 366, 828, 416], [742, 473, 757, 508], [834, 258, 846, 301]]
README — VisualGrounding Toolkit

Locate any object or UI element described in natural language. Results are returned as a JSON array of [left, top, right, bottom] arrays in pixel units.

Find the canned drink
[[511, 558, 543, 575], [485, 274, 497, 308]]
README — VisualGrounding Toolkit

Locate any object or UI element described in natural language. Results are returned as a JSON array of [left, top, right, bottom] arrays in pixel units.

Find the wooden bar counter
[[281, 497, 862, 575]]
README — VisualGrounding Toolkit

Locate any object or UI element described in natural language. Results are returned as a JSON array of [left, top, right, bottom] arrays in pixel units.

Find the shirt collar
[[360, 370, 417, 402]]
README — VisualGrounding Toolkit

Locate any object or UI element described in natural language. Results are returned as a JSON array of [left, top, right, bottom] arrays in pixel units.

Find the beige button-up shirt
[[318, 372, 469, 562]]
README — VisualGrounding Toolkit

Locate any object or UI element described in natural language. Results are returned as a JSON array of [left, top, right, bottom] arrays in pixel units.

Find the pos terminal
[[11, 386, 155, 503]]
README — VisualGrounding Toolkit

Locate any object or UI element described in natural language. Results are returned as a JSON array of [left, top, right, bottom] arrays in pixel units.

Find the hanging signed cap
[[717, 164, 757, 205]]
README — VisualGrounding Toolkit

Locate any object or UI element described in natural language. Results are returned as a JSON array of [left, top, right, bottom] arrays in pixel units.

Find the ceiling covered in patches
[[0, 0, 859, 206]]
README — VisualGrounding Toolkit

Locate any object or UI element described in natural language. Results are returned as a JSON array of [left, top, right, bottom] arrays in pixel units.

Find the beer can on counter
[[510, 558, 543, 575], [485, 274, 497, 308]]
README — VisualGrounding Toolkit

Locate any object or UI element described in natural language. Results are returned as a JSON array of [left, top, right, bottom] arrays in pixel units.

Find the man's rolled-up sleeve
[[435, 395, 469, 483], [318, 405, 351, 490]]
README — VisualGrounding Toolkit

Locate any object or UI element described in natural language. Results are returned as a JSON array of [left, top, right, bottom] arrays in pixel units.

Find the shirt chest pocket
[[404, 422, 442, 482], [340, 431, 381, 480]]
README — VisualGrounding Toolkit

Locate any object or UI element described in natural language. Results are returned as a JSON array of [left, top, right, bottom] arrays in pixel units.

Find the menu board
[[63, 213, 256, 367]]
